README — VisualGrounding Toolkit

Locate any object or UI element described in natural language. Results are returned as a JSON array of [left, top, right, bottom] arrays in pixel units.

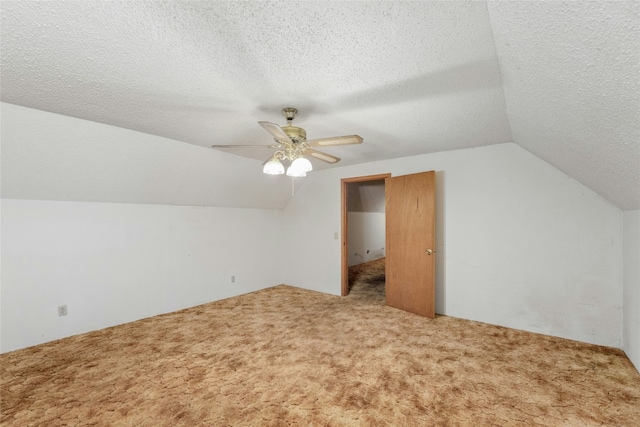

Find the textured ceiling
[[1, 1, 638, 209], [487, 1, 640, 210]]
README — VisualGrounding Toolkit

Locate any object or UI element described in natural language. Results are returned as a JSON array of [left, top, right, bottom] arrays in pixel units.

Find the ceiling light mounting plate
[[282, 107, 298, 122]]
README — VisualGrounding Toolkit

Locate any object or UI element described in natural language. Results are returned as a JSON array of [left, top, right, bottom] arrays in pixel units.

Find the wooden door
[[385, 171, 436, 318]]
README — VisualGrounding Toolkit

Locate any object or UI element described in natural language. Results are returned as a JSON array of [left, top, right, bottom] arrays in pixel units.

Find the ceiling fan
[[211, 108, 363, 177]]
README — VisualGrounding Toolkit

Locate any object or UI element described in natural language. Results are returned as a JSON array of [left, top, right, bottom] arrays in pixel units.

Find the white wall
[[623, 210, 640, 370], [1, 199, 282, 353], [281, 143, 623, 348], [347, 212, 385, 266], [0, 141, 630, 355]]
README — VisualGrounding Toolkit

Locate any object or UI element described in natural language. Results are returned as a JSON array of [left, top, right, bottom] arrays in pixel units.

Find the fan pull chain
[[291, 177, 295, 196]]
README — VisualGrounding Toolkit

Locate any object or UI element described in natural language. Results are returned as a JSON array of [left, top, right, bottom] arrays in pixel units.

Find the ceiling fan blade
[[211, 144, 277, 148], [306, 135, 363, 147], [306, 148, 341, 164], [258, 121, 293, 143]]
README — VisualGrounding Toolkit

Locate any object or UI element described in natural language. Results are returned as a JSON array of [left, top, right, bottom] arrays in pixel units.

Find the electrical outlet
[[58, 305, 68, 316], [231, 275, 236, 283]]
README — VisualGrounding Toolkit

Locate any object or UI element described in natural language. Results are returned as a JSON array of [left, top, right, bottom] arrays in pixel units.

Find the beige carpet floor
[[2, 261, 639, 426]]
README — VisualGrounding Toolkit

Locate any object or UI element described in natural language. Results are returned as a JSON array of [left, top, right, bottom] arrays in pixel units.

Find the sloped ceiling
[[1, 1, 638, 209], [348, 181, 386, 213], [487, 1, 639, 210]]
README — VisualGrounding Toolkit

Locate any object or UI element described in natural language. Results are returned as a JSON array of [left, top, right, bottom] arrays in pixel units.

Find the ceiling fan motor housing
[[281, 108, 306, 142], [282, 125, 306, 143]]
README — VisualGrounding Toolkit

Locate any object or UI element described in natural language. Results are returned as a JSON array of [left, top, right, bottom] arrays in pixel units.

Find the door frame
[[340, 173, 391, 296]]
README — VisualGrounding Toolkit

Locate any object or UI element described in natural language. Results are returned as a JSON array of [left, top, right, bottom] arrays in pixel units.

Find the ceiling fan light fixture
[[211, 107, 362, 180], [263, 158, 285, 175], [286, 162, 307, 177], [286, 168, 306, 177], [290, 156, 313, 173]]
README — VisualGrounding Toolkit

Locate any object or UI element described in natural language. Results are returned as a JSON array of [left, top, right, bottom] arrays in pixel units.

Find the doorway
[[341, 174, 390, 296]]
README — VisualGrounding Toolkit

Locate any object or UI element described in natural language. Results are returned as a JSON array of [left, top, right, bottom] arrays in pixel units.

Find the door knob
[[425, 249, 435, 255]]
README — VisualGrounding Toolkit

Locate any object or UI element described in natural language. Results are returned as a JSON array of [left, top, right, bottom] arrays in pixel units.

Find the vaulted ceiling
[[1, 1, 638, 209]]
